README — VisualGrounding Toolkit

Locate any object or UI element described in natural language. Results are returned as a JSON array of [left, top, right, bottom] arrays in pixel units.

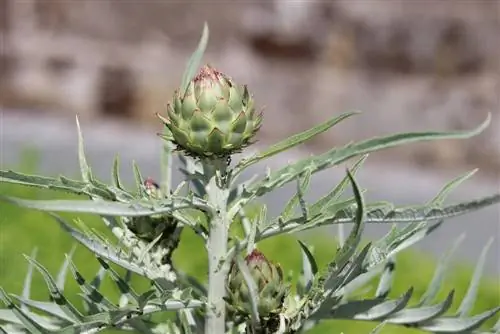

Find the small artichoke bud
[[144, 177, 161, 199], [125, 178, 181, 264], [226, 249, 289, 318], [157, 64, 263, 159]]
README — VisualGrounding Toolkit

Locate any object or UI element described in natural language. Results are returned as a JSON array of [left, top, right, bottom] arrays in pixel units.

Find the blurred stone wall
[[1, 0, 499, 176]]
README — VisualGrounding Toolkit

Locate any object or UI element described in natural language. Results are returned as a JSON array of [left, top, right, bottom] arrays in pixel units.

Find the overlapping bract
[[158, 65, 262, 158], [226, 249, 289, 318]]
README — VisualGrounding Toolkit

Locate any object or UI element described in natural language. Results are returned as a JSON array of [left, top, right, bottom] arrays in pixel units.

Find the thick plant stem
[[205, 160, 230, 334]]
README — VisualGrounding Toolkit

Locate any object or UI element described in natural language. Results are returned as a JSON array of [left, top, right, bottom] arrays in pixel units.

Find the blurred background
[[1, 1, 499, 331], [1, 0, 499, 173]]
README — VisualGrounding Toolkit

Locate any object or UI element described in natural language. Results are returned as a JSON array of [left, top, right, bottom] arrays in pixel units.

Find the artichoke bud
[[125, 178, 181, 264], [144, 177, 162, 199], [226, 249, 289, 318], [157, 64, 263, 159]]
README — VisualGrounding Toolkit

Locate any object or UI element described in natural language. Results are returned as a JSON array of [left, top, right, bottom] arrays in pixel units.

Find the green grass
[[1, 153, 498, 333]]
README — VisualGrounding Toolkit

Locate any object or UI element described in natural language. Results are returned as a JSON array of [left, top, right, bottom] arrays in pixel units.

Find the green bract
[[227, 249, 289, 318], [158, 64, 263, 158]]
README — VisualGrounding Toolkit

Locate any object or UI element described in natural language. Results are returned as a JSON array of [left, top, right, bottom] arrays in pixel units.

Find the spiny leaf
[[66, 257, 115, 311], [354, 288, 414, 321], [0, 289, 52, 333], [96, 258, 141, 305], [429, 169, 478, 206], [324, 169, 366, 276], [56, 245, 77, 292], [309, 154, 368, 215], [418, 234, 465, 306], [0, 195, 197, 217], [0, 170, 109, 199], [298, 240, 318, 293], [9, 295, 74, 323], [75, 115, 91, 183], [235, 253, 261, 329], [180, 22, 209, 95], [236, 111, 360, 172], [54, 215, 149, 277], [247, 113, 491, 199], [369, 321, 388, 334], [132, 160, 145, 196], [387, 290, 455, 324], [419, 307, 500, 332], [21, 248, 38, 313], [375, 258, 396, 298], [257, 194, 500, 243], [281, 169, 312, 221], [386, 221, 443, 258], [455, 237, 494, 317], [23, 256, 84, 322], [112, 154, 124, 190]]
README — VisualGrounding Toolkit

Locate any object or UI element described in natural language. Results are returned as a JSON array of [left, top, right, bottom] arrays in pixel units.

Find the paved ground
[[1, 111, 499, 275]]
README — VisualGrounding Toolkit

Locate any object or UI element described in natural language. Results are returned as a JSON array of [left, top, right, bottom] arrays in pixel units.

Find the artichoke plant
[[158, 64, 263, 159], [226, 249, 289, 319], [0, 23, 499, 334]]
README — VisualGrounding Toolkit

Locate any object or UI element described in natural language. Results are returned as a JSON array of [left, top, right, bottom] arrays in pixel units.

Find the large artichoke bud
[[157, 65, 263, 159], [226, 249, 289, 319]]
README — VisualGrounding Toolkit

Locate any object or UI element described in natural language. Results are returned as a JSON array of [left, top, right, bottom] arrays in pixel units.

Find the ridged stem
[[205, 159, 230, 334]]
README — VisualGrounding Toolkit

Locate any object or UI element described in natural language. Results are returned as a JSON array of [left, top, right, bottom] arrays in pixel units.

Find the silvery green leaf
[[21, 248, 37, 312], [298, 240, 318, 294], [56, 245, 76, 292], [332, 243, 372, 291], [455, 237, 494, 318], [340, 260, 385, 298], [0, 195, 204, 217], [321, 298, 384, 320], [246, 113, 490, 200], [237, 208, 252, 238], [418, 234, 465, 306], [112, 154, 124, 190], [180, 22, 209, 95], [309, 154, 368, 215], [257, 194, 499, 245], [429, 169, 478, 206], [235, 253, 260, 329], [387, 290, 455, 324], [354, 288, 414, 321], [23, 256, 84, 322], [66, 257, 115, 311], [328, 170, 366, 271], [419, 307, 500, 332], [9, 296, 73, 323], [386, 221, 443, 258], [280, 169, 312, 221], [55, 216, 147, 277], [246, 207, 261, 255], [369, 321, 388, 334], [494, 317, 500, 331], [0, 170, 115, 200], [133, 160, 145, 197], [375, 259, 396, 298], [96, 258, 141, 305], [75, 115, 92, 183], [395, 169, 481, 244], [0, 288, 54, 333], [235, 111, 360, 173]]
